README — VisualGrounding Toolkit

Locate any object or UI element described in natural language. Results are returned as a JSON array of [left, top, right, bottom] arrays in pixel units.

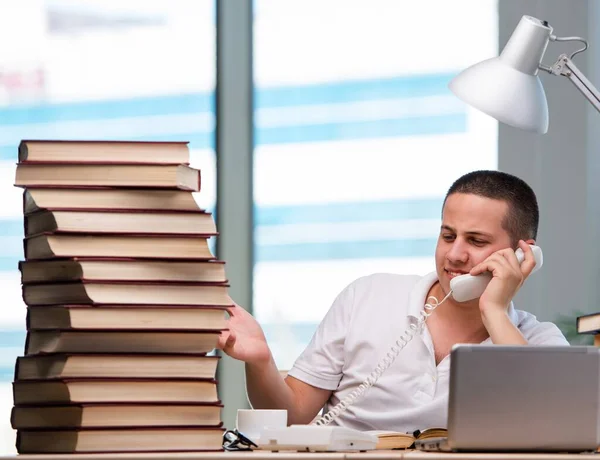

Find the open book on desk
[[368, 428, 448, 450]]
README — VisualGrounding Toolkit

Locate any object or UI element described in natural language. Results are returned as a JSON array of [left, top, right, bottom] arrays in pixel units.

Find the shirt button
[[431, 375, 437, 382]]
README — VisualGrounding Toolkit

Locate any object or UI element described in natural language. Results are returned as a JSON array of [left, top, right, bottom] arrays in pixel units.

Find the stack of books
[[10, 140, 229, 453]]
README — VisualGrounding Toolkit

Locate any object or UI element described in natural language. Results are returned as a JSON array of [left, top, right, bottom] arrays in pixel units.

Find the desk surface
[[0, 450, 597, 460], [401, 452, 599, 460]]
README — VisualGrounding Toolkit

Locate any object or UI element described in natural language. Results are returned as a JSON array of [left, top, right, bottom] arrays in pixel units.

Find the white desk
[[0, 450, 598, 460]]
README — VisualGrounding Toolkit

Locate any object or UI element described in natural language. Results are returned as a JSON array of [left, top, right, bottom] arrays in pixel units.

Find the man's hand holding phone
[[466, 241, 538, 345], [469, 240, 537, 318]]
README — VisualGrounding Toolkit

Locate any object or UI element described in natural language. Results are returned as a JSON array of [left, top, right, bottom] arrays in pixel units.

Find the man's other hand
[[217, 303, 272, 365]]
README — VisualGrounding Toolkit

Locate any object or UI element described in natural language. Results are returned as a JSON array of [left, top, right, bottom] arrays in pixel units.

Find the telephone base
[[258, 425, 378, 452]]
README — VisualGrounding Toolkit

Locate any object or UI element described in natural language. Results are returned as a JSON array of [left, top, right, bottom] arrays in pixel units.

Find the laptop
[[414, 345, 600, 453]]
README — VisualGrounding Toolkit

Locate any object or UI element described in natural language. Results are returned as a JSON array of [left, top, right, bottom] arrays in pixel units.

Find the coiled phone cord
[[313, 290, 453, 426]]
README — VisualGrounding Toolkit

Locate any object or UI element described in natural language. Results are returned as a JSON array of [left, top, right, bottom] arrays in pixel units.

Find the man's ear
[[525, 239, 536, 246]]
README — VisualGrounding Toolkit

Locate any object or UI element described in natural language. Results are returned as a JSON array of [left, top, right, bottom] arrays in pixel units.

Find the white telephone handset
[[259, 245, 544, 451], [449, 245, 543, 302]]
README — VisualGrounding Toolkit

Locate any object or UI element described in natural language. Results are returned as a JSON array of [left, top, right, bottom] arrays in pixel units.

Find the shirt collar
[[406, 271, 439, 320], [407, 271, 521, 330]]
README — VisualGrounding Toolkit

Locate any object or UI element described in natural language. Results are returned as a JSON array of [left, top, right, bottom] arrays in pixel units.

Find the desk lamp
[[449, 15, 600, 133]]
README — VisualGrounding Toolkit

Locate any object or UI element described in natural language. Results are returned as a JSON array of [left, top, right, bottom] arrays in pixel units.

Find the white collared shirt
[[287, 272, 569, 432]]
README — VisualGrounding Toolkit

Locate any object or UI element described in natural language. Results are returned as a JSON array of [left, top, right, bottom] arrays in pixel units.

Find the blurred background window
[[252, 0, 499, 370], [0, 0, 215, 452]]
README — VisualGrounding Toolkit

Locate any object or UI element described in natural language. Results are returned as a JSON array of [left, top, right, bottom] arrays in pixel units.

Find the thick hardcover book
[[13, 379, 219, 405], [22, 281, 232, 306], [11, 403, 223, 429], [26, 305, 229, 331], [15, 354, 220, 380], [577, 312, 600, 334], [16, 426, 224, 453], [15, 163, 201, 191], [19, 140, 190, 164], [24, 233, 215, 260], [24, 209, 217, 237], [19, 258, 227, 284], [24, 188, 204, 214], [25, 330, 221, 355]]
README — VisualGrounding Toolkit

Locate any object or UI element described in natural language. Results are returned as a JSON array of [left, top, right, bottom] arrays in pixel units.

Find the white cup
[[236, 409, 288, 443]]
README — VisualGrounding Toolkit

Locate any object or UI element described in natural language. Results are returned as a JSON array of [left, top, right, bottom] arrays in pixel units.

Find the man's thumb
[[222, 330, 237, 352], [217, 331, 235, 350]]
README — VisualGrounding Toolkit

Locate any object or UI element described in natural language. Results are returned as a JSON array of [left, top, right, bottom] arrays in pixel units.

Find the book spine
[[18, 141, 26, 162], [13, 358, 21, 383], [15, 430, 22, 453], [21, 189, 27, 214], [23, 332, 31, 355]]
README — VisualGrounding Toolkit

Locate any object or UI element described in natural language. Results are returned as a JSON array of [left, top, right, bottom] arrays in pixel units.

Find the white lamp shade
[[449, 15, 553, 134], [449, 56, 549, 133]]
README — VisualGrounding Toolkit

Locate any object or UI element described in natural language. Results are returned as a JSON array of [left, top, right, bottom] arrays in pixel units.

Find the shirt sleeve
[[525, 321, 570, 345], [287, 280, 356, 391]]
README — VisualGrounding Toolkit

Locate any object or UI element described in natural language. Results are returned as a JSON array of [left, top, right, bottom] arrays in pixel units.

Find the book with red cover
[[24, 330, 222, 355], [24, 233, 215, 260], [19, 140, 190, 165], [13, 378, 220, 405], [25, 304, 229, 331], [15, 163, 201, 191], [22, 280, 233, 306], [24, 209, 217, 237], [19, 258, 227, 285], [23, 188, 205, 214], [26, 305, 227, 331], [16, 426, 225, 453], [14, 353, 220, 380], [11, 403, 224, 429]]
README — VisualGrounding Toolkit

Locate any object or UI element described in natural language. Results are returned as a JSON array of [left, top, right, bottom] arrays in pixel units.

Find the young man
[[218, 170, 568, 432]]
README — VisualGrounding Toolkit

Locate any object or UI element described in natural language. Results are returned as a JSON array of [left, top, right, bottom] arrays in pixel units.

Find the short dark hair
[[443, 170, 539, 245]]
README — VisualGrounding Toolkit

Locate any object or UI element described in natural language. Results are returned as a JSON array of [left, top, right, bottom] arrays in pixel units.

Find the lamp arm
[[540, 54, 600, 113]]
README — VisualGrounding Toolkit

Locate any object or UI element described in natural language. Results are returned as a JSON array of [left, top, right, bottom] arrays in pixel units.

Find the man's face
[[435, 193, 513, 297]]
